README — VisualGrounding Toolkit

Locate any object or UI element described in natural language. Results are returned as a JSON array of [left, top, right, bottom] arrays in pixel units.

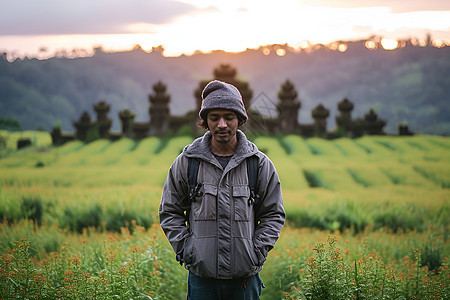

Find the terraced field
[[0, 132, 448, 299]]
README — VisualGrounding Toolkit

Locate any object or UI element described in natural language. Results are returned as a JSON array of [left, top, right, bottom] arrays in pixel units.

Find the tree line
[[0, 40, 449, 135]]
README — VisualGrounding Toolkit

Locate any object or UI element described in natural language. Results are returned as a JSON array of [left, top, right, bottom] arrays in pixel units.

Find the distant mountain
[[1, 41, 449, 135]]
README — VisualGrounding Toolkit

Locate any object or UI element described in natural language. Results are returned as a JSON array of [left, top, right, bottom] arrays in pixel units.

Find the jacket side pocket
[[233, 237, 259, 277]]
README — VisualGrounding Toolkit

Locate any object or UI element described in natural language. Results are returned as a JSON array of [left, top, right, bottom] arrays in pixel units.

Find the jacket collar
[[183, 130, 258, 165]]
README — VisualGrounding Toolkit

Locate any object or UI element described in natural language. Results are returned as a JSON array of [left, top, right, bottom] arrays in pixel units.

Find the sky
[[0, 0, 449, 58]]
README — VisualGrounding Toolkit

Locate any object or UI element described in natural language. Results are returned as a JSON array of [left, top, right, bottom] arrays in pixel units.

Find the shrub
[[61, 205, 103, 233], [0, 117, 21, 131], [104, 208, 153, 233], [302, 170, 322, 188], [373, 210, 423, 232], [0, 196, 44, 226], [286, 206, 367, 234], [0, 237, 164, 299], [283, 236, 449, 299], [0, 136, 6, 149], [22, 196, 43, 226], [286, 210, 325, 230]]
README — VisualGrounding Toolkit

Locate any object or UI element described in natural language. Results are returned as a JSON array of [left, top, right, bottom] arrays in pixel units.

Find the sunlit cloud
[[298, 0, 450, 13], [0, 0, 197, 35], [0, 0, 449, 58]]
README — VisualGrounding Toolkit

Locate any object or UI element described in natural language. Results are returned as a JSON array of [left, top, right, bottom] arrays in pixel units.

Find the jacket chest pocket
[[192, 183, 217, 221], [233, 185, 251, 222]]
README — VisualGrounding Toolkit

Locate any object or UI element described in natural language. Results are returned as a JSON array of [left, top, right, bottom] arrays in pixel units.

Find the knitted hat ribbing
[[199, 80, 248, 122]]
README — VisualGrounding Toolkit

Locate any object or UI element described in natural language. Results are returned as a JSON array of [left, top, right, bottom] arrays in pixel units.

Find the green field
[[0, 132, 449, 299]]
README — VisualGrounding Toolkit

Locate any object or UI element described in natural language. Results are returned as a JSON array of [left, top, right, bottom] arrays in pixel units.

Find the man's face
[[207, 109, 239, 144]]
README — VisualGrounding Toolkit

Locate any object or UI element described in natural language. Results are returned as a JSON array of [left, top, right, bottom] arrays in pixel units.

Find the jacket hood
[[183, 130, 258, 163]]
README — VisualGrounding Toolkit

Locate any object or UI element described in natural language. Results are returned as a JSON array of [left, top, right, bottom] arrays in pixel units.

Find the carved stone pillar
[[149, 81, 170, 135], [312, 104, 329, 136], [276, 80, 300, 133]]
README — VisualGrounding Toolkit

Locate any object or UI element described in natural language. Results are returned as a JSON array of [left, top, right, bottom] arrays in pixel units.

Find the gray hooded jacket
[[159, 130, 285, 279]]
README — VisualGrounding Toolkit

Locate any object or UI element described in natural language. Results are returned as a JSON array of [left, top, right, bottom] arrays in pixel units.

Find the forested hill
[[1, 41, 449, 135]]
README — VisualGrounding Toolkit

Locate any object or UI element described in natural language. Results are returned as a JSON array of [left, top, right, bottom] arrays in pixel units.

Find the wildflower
[[118, 267, 127, 275], [72, 257, 81, 265], [306, 257, 315, 263]]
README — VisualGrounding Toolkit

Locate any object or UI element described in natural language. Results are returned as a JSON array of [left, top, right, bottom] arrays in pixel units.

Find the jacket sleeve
[[252, 153, 285, 265], [159, 155, 190, 263]]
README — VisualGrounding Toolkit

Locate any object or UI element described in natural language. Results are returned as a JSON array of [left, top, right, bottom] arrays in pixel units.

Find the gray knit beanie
[[199, 80, 248, 122]]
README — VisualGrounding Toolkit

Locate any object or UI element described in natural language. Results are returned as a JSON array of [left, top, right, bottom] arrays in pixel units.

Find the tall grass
[[0, 223, 447, 299]]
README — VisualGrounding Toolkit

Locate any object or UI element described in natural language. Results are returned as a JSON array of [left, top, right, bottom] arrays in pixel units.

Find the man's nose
[[218, 118, 227, 128]]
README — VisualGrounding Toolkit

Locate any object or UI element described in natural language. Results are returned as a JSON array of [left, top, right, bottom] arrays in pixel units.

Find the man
[[159, 80, 285, 299]]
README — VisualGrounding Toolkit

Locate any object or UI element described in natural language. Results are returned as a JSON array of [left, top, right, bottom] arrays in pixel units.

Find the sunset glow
[[0, 0, 449, 58], [276, 49, 286, 56], [381, 39, 399, 50]]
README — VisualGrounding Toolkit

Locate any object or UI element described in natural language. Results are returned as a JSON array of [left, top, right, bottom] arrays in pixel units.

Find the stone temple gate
[[52, 63, 402, 145]]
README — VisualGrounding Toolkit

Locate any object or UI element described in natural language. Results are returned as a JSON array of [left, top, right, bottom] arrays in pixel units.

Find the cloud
[[300, 0, 450, 13], [0, 0, 198, 35]]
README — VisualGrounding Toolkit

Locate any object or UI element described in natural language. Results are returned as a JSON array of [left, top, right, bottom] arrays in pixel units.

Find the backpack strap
[[176, 157, 200, 265], [247, 155, 260, 206], [187, 158, 202, 201]]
